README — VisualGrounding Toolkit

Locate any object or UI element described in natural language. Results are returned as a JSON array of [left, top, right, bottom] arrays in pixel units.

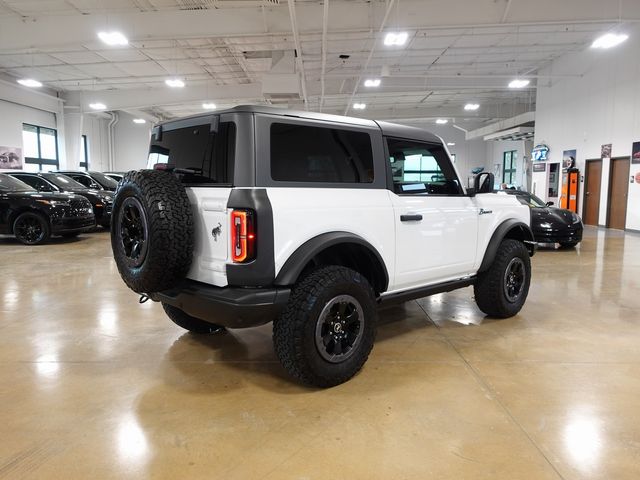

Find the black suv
[[6, 172, 114, 228], [57, 170, 119, 192], [0, 173, 95, 244]]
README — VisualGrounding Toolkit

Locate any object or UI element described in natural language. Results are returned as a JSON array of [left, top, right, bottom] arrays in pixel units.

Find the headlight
[[36, 199, 70, 207], [571, 213, 581, 224]]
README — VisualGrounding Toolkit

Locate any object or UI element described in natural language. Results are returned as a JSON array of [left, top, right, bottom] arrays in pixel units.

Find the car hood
[[531, 206, 576, 227]]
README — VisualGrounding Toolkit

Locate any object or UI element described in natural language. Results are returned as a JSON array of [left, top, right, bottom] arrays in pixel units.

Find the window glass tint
[[44, 173, 85, 190], [148, 121, 235, 185], [90, 171, 118, 189], [270, 123, 374, 183], [387, 138, 461, 195], [0, 174, 32, 192]]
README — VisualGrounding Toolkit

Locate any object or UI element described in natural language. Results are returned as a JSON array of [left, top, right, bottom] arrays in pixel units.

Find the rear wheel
[[474, 239, 531, 318], [162, 303, 225, 334], [273, 266, 377, 388], [13, 212, 50, 245]]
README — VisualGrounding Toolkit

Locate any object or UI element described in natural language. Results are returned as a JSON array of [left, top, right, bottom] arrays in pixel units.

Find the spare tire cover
[[111, 169, 194, 294]]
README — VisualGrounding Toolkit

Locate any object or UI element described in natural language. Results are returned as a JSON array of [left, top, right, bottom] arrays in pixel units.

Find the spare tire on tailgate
[[111, 169, 194, 294]]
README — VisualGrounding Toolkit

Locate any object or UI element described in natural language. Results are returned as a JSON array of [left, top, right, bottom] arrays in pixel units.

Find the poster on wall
[[632, 141, 640, 164], [0, 147, 23, 169], [601, 144, 612, 160], [562, 149, 576, 169]]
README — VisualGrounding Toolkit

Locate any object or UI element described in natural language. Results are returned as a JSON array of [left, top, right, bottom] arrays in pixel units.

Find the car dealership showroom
[[1, 0, 640, 478]]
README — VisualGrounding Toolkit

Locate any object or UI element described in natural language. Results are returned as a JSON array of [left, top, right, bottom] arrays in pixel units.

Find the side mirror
[[473, 172, 495, 194], [546, 201, 554, 206]]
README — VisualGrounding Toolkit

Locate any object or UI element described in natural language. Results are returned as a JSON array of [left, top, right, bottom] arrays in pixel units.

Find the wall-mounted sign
[[0, 147, 22, 169], [632, 141, 640, 164], [533, 163, 547, 173], [562, 149, 576, 169], [601, 144, 612, 159], [532, 144, 549, 161]]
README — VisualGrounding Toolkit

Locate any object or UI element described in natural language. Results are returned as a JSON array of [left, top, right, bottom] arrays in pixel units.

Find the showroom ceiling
[[0, 0, 638, 127]]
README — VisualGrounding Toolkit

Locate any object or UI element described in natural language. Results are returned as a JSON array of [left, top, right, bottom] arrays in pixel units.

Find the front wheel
[[273, 266, 377, 388], [474, 239, 531, 318], [13, 212, 50, 245]]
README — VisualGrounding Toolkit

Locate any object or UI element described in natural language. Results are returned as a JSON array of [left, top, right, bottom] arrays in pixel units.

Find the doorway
[[583, 159, 602, 226], [607, 157, 630, 230]]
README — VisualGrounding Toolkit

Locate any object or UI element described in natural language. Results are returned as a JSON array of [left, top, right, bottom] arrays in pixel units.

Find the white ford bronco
[[111, 105, 535, 387]]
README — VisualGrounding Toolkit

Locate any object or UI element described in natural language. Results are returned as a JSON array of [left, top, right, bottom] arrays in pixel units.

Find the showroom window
[[386, 137, 462, 195], [503, 150, 517, 184], [79, 135, 89, 170], [270, 123, 374, 183], [22, 124, 59, 172]]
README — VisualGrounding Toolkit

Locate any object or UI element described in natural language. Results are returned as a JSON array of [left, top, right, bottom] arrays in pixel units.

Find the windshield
[[516, 193, 547, 208], [90, 171, 119, 189], [0, 174, 33, 192], [42, 173, 86, 190]]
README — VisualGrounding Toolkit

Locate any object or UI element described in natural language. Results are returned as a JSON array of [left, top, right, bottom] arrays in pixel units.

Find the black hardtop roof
[[154, 105, 443, 144]]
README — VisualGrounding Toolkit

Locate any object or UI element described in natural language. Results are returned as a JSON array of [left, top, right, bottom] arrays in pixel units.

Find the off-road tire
[[474, 239, 531, 318], [111, 169, 194, 294], [162, 303, 225, 334], [273, 265, 377, 388], [13, 212, 51, 245]]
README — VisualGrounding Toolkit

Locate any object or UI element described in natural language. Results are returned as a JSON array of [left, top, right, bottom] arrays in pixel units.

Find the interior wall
[[113, 111, 152, 172], [0, 99, 56, 156], [533, 23, 640, 230], [484, 139, 528, 188]]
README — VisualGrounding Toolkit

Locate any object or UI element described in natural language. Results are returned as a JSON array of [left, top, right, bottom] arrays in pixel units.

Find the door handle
[[400, 214, 423, 222]]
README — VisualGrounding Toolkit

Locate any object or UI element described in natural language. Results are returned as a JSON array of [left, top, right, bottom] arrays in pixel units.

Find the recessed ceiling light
[[202, 103, 217, 110], [353, 103, 366, 110], [464, 103, 480, 111], [133, 118, 146, 124], [89, 102, 107, 110], [436, 119, 448, 124], [591, 33, 628, 49], [508, 79, 530, 88], [384, 32, 408, 46], [165, 78, 185, 88], [17, 78, 43, 88], [447, 142, 456, 146], [97, 31, 129, 46], [364, 78, 381, 87]]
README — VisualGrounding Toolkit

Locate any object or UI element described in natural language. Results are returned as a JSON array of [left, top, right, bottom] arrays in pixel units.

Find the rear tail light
[[231, 209, 256, 263]]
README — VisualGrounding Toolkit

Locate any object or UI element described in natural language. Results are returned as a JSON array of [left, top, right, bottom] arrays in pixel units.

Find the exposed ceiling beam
[[287, 0, 308, 108]]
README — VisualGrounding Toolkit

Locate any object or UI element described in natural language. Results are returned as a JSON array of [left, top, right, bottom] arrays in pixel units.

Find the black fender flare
[[274, 231, 389, 292], [478, 220, 535, 273]]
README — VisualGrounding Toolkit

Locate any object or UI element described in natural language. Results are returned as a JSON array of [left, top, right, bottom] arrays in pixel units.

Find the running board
[[378, 276, 476, 306]]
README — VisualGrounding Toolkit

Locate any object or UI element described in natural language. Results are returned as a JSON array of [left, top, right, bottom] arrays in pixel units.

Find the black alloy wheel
[[503, 257, 525, 303], [118, 196, 149, 267], [14, 213, 49, 245], [314, 294, 364, 363]]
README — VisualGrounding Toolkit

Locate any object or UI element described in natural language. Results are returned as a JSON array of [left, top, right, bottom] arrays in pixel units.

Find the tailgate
[[185, 187, 232, 287]]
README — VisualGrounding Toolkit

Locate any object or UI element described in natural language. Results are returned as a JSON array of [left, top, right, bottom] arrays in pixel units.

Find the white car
[[110, 105, 535, 387]]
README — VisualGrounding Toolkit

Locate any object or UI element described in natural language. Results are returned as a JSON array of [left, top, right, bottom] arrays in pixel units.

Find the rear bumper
[[155, 280, 291, 329]]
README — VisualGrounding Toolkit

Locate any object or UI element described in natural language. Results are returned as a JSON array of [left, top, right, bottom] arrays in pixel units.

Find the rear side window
[[270, 123, 374, 183], [148, 121, 236, 185]]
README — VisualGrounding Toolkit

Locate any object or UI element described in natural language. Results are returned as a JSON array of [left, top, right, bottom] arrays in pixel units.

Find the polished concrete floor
[[1, 227, 639, 479]]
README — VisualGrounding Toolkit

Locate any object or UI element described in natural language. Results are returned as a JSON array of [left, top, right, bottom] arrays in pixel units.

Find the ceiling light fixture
[[133, 118, 146, 124], [165, 78, 185, 88], [364, 78, 381, 87], [436, 119, 448, 124], [202, 103, 217, 110], [591, 33, 628, 49], [97, 31, 129, 46], [509, 79, 530, 88], [447, 142, 456, 146], [464, 103, 480, 111], [384, 32, 408, 46], [89, 102, 107, 110], [17, 79, 43, 88], [353, 103, 366, 110]]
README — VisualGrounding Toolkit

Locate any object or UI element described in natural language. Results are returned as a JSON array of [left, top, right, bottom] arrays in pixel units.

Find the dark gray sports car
[[504, 191, 583, 248]]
